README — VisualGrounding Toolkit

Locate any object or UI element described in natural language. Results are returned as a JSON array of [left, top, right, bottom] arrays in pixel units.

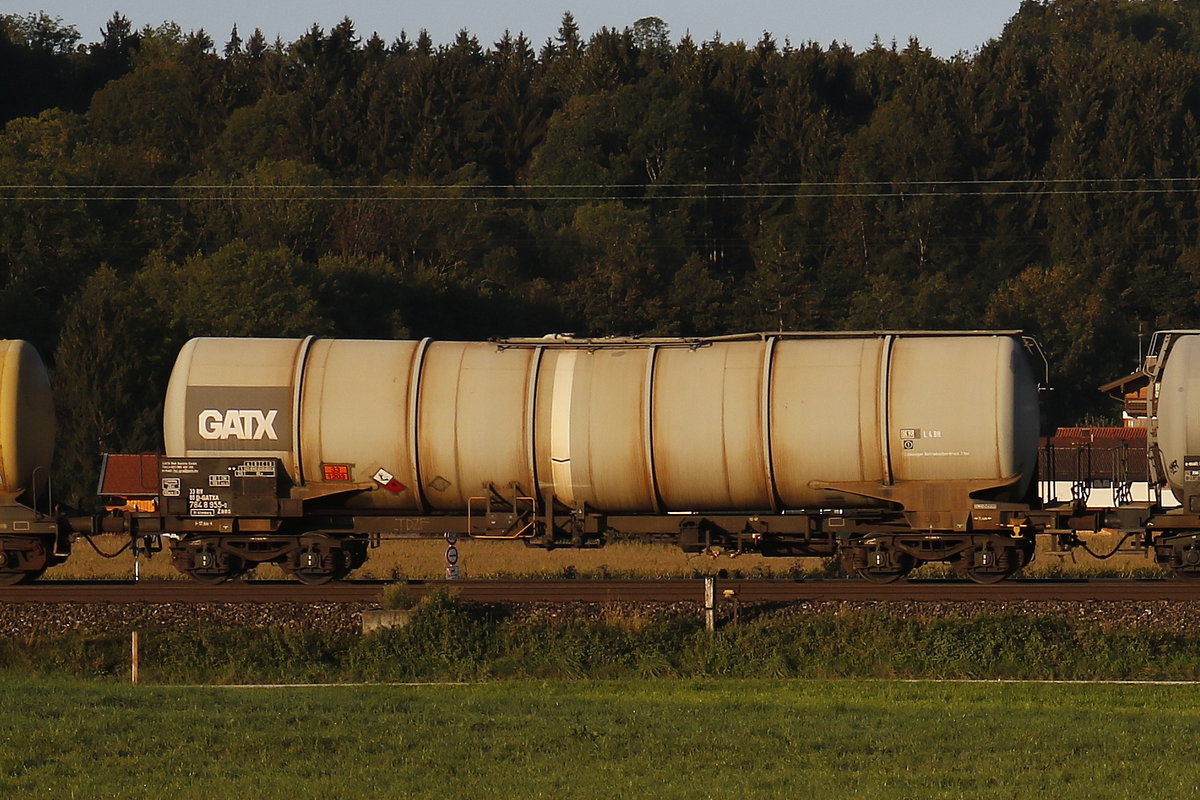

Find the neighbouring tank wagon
[[1147, 332, 1200, 508], [1105, 330, 1200, 576], [100, 331, 1048, 584], [0, 339, 68, 584]]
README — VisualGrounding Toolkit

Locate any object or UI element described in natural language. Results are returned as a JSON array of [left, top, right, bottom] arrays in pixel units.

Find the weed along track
[[7, 589, 1200, 682]]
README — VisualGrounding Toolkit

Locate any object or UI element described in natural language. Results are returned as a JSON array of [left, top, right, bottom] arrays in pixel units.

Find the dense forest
[[2, 0, 1199, 503]]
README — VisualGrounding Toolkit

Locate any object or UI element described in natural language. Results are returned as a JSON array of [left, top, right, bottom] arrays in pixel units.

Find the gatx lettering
[[198, 409, 279, 441]]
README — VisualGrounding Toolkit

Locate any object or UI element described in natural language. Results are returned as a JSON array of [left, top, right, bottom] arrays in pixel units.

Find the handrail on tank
[[1021, 336, 1050, 389], [30, 464, 49, 517], [1147, 329, 1200, 359]]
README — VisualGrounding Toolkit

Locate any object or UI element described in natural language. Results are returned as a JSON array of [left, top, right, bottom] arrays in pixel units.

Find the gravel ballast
[[4, 599, 1200, 638]]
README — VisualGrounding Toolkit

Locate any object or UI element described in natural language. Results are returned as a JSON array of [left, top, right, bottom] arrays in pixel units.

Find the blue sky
[[27, 1, 1024, 58]]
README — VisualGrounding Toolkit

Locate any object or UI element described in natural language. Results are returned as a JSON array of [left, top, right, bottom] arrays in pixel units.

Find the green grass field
[[1, 678, 1197, 799]]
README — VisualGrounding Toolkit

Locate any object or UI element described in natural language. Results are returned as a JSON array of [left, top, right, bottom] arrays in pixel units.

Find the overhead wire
[[2, 176, 1200, 201]]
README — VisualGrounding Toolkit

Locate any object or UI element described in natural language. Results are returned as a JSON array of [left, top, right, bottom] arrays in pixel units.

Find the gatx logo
[[197, 409, 280, 441]]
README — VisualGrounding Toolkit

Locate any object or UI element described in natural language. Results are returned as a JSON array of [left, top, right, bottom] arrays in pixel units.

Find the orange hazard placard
[[322, 464, 351, 481]]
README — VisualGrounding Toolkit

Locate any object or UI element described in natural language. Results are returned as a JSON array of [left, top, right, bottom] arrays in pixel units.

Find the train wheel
[[184, 567, 240, 585], [286, 534, 350, 585], [1166, 542, 1200, 578], [0, 568, 41, 586], [183, 557, 247, 584], [0, 540, 49, 585], [847, 546, 914, 584], [293, 569, 336, 586], [952, 546, 1021, 584], [855, 566, 910, 584], [175, 542, 246, 584], [957, 564, 1011, 585]]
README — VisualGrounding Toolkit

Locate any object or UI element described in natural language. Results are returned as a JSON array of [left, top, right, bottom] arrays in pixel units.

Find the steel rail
[[2, 579, 1200, 604]]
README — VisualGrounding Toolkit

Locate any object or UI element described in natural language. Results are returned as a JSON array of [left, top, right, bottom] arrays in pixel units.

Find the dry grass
[[45, 530, 1167, 581], [1026, 531, 1163, 577], [49, 536, 816, 581]]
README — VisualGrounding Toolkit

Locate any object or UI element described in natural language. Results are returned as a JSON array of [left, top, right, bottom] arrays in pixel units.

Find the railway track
[[3, 578, 1200, 604]]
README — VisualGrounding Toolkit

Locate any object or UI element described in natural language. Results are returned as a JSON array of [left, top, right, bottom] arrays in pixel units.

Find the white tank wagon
[[164, 333, 1040, 513], [113, 331, 1046, 584], [1108, 330, 1200, 577], [0, 339, 68, 584], [1150, 332, 1200, 506]]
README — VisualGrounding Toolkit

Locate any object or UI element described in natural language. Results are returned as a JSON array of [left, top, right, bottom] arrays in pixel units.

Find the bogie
[[166, 532, 371, 584]]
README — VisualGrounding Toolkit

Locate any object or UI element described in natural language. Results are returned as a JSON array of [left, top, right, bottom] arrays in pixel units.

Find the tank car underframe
[[106, 456, 1049, 584], [97, 442, 1053, 582], [609, 513, 1038, 584], [123, 500, 1041, 584]]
